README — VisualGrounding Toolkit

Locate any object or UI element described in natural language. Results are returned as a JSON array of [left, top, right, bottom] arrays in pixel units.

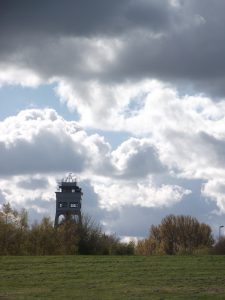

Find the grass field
[[0, 255, 225, 299]]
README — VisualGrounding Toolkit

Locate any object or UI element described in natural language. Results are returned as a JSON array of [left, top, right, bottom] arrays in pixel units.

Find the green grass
[[0, 256, 225, 299]]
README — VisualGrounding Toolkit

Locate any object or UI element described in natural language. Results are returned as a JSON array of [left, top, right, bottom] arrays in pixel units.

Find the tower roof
[[57, 173, 78, 187]]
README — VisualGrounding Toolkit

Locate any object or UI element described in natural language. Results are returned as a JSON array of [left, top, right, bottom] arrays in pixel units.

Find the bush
[[211, 237, 225, 255], [136, 214, 214, 255]]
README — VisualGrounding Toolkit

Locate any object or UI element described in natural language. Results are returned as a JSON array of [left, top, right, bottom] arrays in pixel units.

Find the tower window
[[70, 202, 78, 208], [59, 202, 68, 208]]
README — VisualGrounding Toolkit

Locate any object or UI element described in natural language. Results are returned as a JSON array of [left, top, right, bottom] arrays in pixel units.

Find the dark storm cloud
[[0, 0, 173, 37], [107, 0, 225, 96], [0, 0, 176, 68], [1, 0, 225, 97]]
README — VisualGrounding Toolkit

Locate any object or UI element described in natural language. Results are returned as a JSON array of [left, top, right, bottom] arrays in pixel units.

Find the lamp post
[[219, 225, 224, 240]]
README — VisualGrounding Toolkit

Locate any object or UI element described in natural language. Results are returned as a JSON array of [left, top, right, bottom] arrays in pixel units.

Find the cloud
[[112, 137, 166, 178], [1, 92, 225, 233], [0, 175, 55, 214], [0, 64, 42, 87], [0, 1, 225, 137], [0, 190, 6, 205], [0, 107, 170, 179], [1, 96, 225, 217], [17, 176, 49, 190], [0, 0, 176, 38], [202, 179, 225, 214], [1, 0, 225, 98], [93, 178, 190, 211], [0, 108, 113, 176]]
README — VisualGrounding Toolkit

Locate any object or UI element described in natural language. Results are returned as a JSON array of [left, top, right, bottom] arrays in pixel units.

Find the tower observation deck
[[54, 174, 82, 227]]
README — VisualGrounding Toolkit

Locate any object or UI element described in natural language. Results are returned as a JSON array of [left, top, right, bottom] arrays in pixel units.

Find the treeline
[[136, 215, 215, 255], [0, 203, 134, 255], [1, 203, 224, 256]]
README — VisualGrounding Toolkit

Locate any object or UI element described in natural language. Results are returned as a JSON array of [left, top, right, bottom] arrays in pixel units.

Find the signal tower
[[54, 173, 82, 227]]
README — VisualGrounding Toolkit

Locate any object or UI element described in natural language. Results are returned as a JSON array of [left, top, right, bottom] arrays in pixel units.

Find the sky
[[1, 0, 225, 239]]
